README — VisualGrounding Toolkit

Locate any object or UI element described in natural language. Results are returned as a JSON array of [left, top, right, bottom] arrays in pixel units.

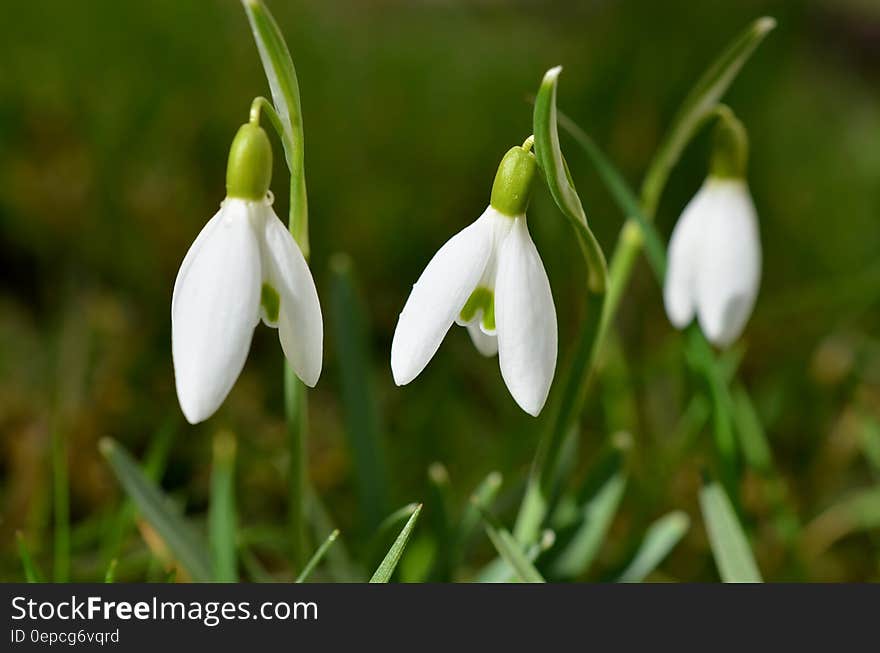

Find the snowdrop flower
[[663, 111, 761, 347], [172, 122, 322, 424], [391, 140, 557, 416]]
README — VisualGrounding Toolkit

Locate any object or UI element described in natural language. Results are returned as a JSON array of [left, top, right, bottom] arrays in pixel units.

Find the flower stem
[[285, 362, 308, 572], [248, 93, 312, 573]]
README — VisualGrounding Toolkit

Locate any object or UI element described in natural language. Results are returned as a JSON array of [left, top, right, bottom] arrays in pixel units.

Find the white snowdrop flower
[[663, 112, 761, 347], [391, 141, 557, 416], [172, 123, 322, 424]]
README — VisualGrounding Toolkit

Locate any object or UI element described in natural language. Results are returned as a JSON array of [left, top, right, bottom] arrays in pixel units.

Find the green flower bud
[[226, 123, 273, 200], [490, 144, 538, 217], [709, 108, 749, 180]]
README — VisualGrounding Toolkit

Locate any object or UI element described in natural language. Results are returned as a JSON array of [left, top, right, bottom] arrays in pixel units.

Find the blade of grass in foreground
[[296, 529, 339, 583], [370, 504, 422, 583], [551, 472, 627, 579], [617, 511, 690, 582], [699, 480, 762, 582], [102, 417, 176, 564], [209, 431, 238, 582], [100, 438, 213, 582], [476, 530, 555, 583], [329, 254, 391, 529], [104, 559, 118, 584], [478, 504, 545, 583], [16, 532, 44, 583]]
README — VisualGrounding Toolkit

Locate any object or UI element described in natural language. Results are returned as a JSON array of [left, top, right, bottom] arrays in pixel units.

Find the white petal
[[663, 185, 708, 329], [695, 180, 761, 347], [465, 320, 498, 357], [172, 200, 261, 424], [259, 207, 324, 387], [391, 211, 497, 385], [495, 216, 557, 416]]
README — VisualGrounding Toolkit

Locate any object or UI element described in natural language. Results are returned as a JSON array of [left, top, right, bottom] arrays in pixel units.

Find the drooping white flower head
[[172, 123, 322, 424], [391, 142, 557, 416], [663, 113, 761, 347]]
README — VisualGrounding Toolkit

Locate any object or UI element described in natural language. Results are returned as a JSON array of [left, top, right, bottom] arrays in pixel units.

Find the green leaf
[[699, 481, 762, 582], [804, 485, 880, 556], [242, 0, 309, 254], [479, 505, 545, 583], [640, 17, 776, 217], [104, 559, 118, 584], [329, 254, 390, 529], [209, 431, 238, 582], [16, 532, 44, 583], [100, 438, 213, 582], [102, 417, 176, 565], [533, 66, 607, 294], [369, 504, 422, 583], [617, 511, 690, 582], [859, 416, 880, 476], [457, 471, 503, 560], [475, 530, 555, 583], [732, 384, 773, 474], [296, 529, 340, 583], [555, 109, 667, 280], [551, 472, 627, 578]]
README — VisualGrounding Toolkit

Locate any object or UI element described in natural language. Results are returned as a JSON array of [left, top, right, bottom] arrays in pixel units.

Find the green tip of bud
[[490, 144, 538, 217], [226, 123, 273, 200], [709, 108, 749, 180]]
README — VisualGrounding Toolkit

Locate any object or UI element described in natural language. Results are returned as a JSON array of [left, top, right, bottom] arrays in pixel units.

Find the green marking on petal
[[460, 287, 495, 331], [261, 282, 281, 323]]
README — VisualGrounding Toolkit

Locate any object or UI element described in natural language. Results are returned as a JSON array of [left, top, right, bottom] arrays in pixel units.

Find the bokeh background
[[1, 0, 879, 582]]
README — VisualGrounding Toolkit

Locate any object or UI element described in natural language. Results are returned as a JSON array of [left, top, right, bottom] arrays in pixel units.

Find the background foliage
[[1, 0, 879, 581]]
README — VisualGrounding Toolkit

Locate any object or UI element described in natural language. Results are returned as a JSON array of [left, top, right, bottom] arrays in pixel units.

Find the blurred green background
[[1, 0, 879, 582]]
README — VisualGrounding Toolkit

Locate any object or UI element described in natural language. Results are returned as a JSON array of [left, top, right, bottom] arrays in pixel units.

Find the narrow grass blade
[[803, 485, 880, 557], [369, 504, 422, 583], [699, 480, 762, 582], [209, 431, 238, 582], [477, 501, 546, 583], [308, 492, 362, 581], [102, 417, 176, 564], [16, 532, 44, 583], [732, 384, 773, 474], [329, 254, 390, 529], [296, 529, 339, 583], [859, 416, 880, 476], [240, 545, 274, 583], [104, 559, 118, 584], [476, 530, 554, 583], [556, 110, 666, 279], [242, 0, 308, 252], [427, 463, 453, 581], [457, 471, 503, 562], [687, 328, 739, 499], [617, 511, 690, 582], [551, 472, 627, 578], [100, 438, 213, 582]]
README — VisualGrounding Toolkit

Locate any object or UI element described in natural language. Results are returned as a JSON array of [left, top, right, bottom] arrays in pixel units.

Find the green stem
[[285, 363, 308, 572], [513, 67, 609, 544]]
